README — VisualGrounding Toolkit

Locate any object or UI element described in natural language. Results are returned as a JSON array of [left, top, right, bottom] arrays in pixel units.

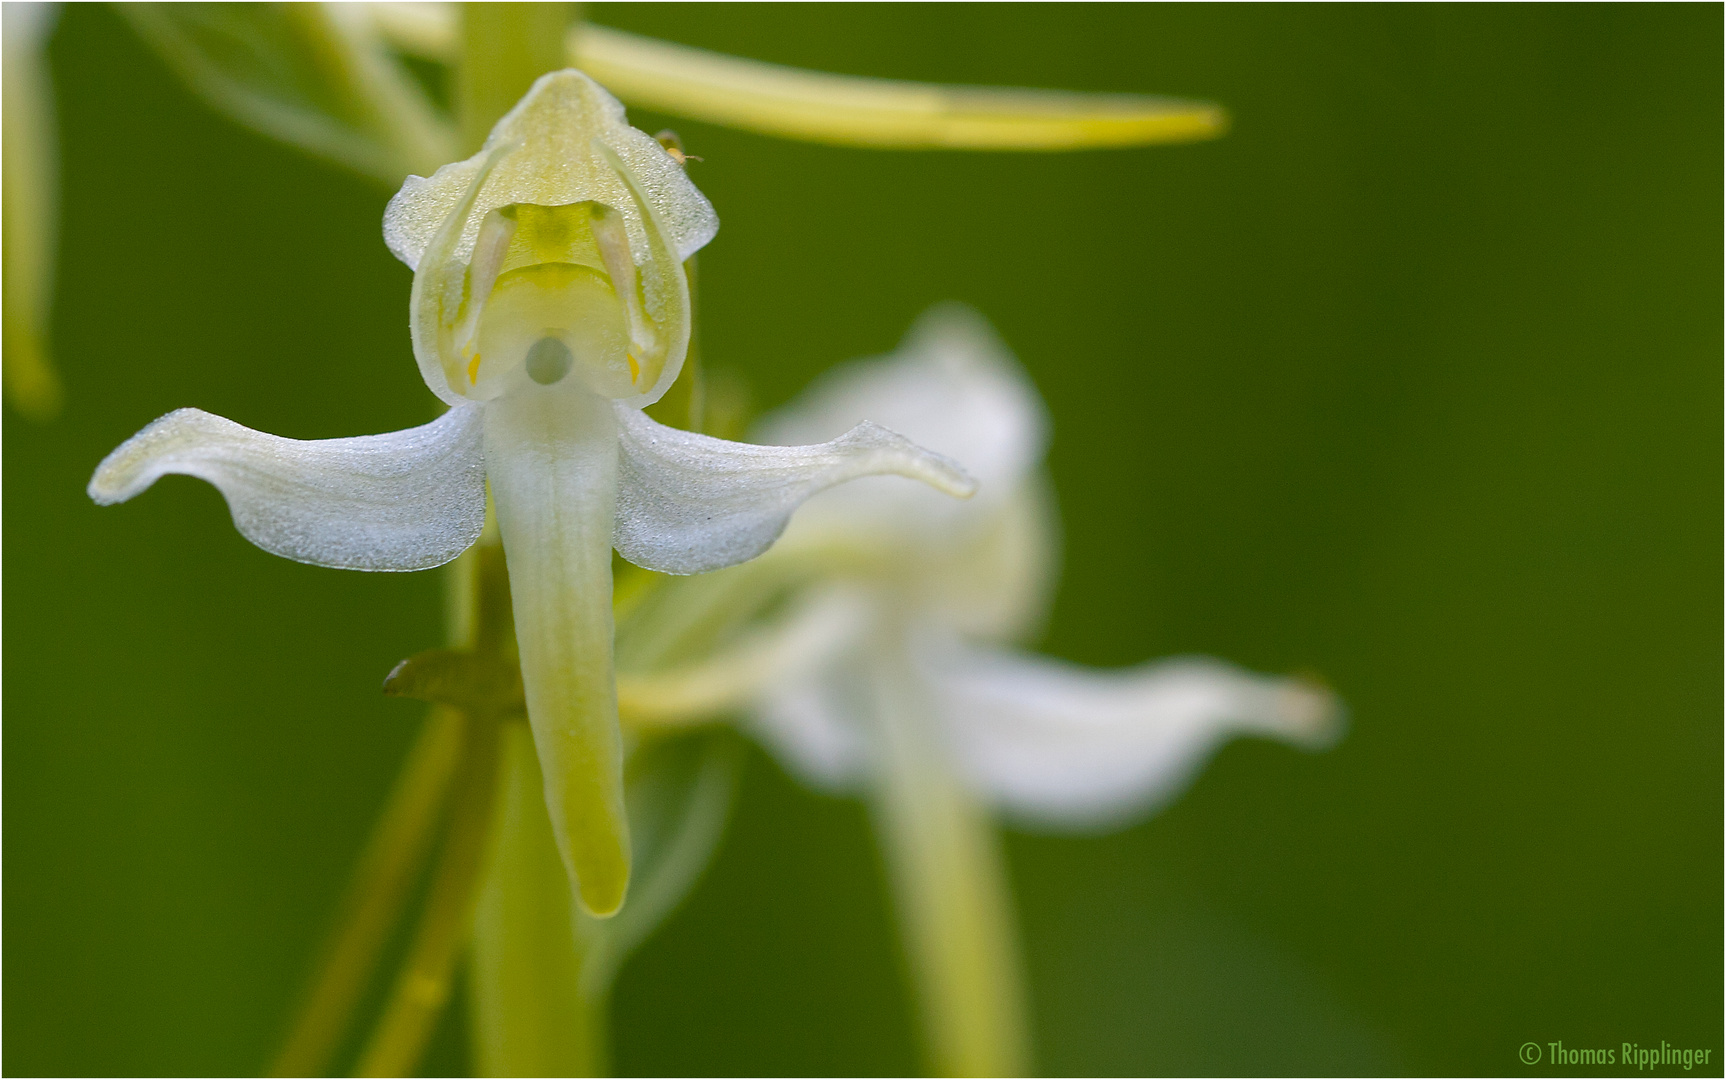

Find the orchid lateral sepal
[[87, 405, 487, 573]]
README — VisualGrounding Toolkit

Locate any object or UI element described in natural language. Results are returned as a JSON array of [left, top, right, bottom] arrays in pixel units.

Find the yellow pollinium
[[456, 200, 662, 400]]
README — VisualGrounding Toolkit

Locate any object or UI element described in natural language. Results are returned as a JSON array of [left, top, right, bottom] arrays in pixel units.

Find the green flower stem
[[869, 621, 1032, 1078], [457, 2, 579, 152], [268, 530, 509, 1077], [470, 722, 608, 1077], [267, 705, 465, 1077], [354, 704, 505, 1078]]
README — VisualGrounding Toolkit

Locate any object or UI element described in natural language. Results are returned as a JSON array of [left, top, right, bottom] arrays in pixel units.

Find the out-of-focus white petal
[[87, 404, 485, 572], [619, 586, 868, 727], [750, 656, 873, 794], [382, 69, 716, 273], [929, 641, 1344, 829], [756, 304, 1047, 542], [922, 474, 1061, 644], [755, 304, 1060, 641], [612, 404, 976, 576]]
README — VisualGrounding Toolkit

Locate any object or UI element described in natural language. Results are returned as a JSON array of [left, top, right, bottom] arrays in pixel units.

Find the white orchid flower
[[630, 303, 1340, 826], [618, 304, 1341, 1074], [86, 70, 974, 918]]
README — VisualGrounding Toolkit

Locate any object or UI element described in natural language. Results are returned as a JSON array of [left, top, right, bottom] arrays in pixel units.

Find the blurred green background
[[5, 4, 1719, 1076]]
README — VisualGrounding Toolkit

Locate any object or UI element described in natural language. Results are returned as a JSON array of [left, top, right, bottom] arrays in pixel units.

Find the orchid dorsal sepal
[[388, 70, 713, 408]]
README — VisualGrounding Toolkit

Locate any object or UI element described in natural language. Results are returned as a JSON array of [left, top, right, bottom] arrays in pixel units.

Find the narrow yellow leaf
[[575, 26, 1227, 150], [365, 8, 1228, 151]]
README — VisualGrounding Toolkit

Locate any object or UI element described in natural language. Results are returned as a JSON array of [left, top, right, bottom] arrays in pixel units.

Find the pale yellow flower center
[[455, 201, 661, 399]]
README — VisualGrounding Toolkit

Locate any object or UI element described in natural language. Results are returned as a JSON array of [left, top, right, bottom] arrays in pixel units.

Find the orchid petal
[[612, 403, 977, 576], [929, 643, 1344, 829], [87, 404, 485, 572]]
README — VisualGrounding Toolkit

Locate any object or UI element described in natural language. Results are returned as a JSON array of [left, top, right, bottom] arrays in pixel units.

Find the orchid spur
[[86, 70, 974, 918], [615, 306, 1344, 1076]]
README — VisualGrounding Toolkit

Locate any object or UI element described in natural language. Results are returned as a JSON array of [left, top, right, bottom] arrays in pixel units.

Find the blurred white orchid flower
[[618, 304, 1341, 1074], [628, 305, 1340, 822], [86, 71, 974, 918]]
